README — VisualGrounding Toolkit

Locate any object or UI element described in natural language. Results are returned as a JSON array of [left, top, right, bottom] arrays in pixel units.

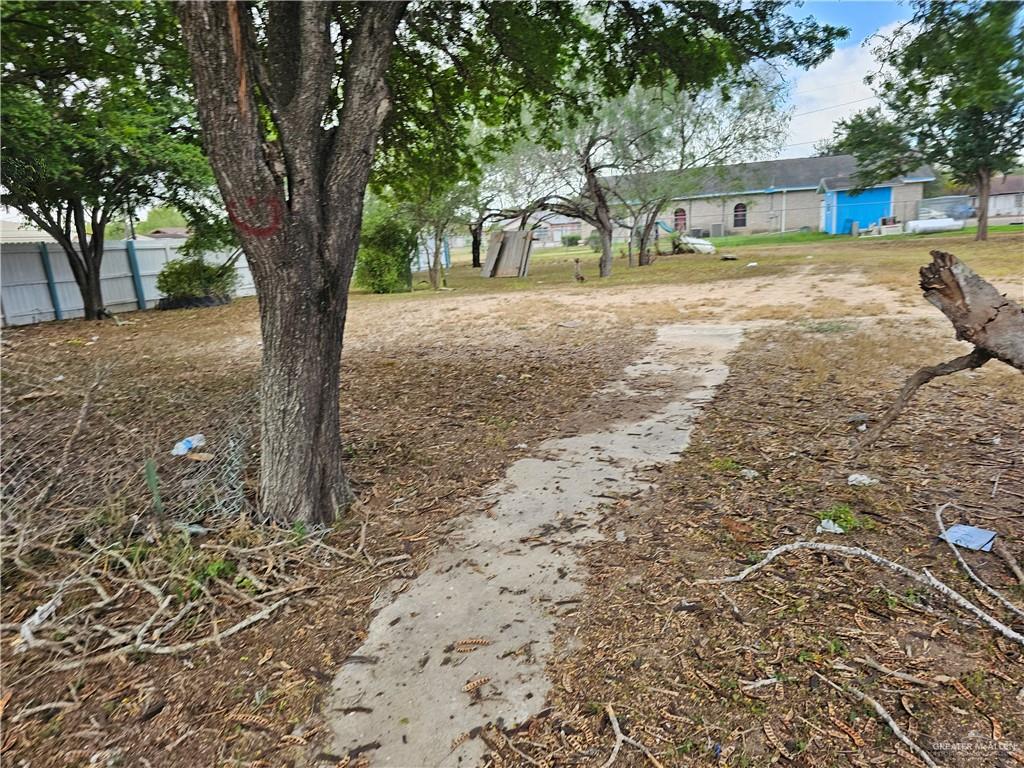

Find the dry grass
[[490, 321, 1024, 767], [1, 230, 1021, 767], [736, 299, 891, 321], [404, 229, 1023, 299], [0, 298, 650, 768]]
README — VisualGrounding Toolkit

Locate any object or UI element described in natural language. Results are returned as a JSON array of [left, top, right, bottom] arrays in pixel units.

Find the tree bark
[[975, 169, 991, 242], [636, 210, 661, 267], [598, 224, 613, 277], [587, 168, 614, 278], [470, 221, 483, 269], [257, 233, 354, 522], [429, 228, 446, 290], [27, 199, 108, 319], [82, 258, 104, 320], [859, 250, 1023, 450], [178, 1, 404, 524], [921, 250, 1024, 370]]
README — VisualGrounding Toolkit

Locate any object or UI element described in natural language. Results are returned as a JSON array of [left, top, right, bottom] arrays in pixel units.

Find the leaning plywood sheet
[[494, 231, 533, 278], [516, 232, 534, 277], [481, 231, 505, 277], [495, 231, 526, 277]]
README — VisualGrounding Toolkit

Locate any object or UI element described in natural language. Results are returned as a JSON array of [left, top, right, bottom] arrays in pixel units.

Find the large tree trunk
[[582, 155, 615, 278], [82, 261, 104, 320], [55, 236, 105, 321], [859, 250, 1023, 449], [470, 221, 483, 269], [594, 200, 614, 277], [258, 233, 354, 523], [975, 169, 991, 242], [179, 1, 403, 524], [598, 224, 613, 277], [637, 212, 659, 267], [49, 201, 109, 320]]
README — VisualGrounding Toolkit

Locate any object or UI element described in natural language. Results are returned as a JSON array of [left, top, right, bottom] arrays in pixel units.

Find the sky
[[780, 1, 912, 159]]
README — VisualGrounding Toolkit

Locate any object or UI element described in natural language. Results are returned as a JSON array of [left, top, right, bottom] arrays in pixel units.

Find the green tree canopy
[[832, 0, 1024, 240], [1, 1, 214, 317], [176, 0, 847, 523]]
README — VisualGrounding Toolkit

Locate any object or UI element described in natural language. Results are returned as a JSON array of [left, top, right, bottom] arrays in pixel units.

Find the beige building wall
[[891, 182, 925, 223], [568, 181, 928, 242], [657, 188, 823, 235]]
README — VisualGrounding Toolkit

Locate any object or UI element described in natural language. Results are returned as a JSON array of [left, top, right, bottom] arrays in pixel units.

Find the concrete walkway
[[327, 324, 744, 767]]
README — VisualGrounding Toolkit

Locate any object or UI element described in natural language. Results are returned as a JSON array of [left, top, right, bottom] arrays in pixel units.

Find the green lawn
[[711, 223, 1022, 249], [353, 227, 1022, 301]]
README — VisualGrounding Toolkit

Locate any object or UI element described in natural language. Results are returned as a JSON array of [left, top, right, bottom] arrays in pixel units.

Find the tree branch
[[857, 348, 991, 450]]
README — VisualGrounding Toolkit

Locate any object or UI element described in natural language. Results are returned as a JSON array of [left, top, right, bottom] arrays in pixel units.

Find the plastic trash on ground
[[676, 236, 716, 254], [171, 433, 206, 456], [847, 473, 878, 486], [940, 524, 996, 552], [816, 519, 845, 534], [745, 262, 758, 267]]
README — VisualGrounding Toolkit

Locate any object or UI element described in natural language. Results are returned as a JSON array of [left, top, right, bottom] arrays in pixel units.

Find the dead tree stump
[[859, 250, 1023, 449]]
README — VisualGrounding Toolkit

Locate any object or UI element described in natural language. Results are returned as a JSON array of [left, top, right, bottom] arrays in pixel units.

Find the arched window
[[673, 207, 687, 232], [733, 203, 747, 228]]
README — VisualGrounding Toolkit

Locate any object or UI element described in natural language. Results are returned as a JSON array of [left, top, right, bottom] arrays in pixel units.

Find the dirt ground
[[1, 231, 1022, 767]]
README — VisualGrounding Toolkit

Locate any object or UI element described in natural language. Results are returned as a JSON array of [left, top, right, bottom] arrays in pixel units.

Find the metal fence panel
[[918, 195, 973, 220], [0, 243, 56, 325], [134, 242, 175, 309], [1, 239, 258, 326]]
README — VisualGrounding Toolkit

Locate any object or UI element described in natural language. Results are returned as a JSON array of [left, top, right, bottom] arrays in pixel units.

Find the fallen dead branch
[[814, 673, 939, 768], [52, 597, 291, 671], [851, 656, 935, 687], [994, 540, 1024, 587], [858, 349, 991, 449], [859, 250, 1023, 450], [600, 704, 664, 768], [694, 541, 1024, 647]]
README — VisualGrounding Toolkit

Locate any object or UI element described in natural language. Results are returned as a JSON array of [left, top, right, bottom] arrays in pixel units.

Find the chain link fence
[[918, 195, 975, 220], [1, 356, 360, 674]]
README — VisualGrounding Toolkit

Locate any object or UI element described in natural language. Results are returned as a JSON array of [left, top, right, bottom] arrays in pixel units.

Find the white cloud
[[779, 21, 907, 158]]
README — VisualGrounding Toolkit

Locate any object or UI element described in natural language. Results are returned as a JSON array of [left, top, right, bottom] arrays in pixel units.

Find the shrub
[[562, 234, 581, 247], [354, 199, 418, 294], [156, 255, 237, 300], [586, 230, 602, 252]]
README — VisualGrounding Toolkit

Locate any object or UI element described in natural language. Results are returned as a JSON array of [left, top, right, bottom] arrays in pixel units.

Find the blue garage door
[[832, 187, 893, 234]]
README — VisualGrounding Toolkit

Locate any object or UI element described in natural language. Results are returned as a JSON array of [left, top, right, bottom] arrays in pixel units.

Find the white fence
[[0, 239, 255, 326]]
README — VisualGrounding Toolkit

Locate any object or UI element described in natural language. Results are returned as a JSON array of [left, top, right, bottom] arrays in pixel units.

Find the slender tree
[[176, 1, 844, 523], [1, 1, 210, 319], [609, 74, 789, 265], [832, 0, 1024, 241]]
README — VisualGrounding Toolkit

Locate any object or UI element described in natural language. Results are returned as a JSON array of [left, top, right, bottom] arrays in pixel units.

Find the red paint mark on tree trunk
[[227, 196, 283, 238]]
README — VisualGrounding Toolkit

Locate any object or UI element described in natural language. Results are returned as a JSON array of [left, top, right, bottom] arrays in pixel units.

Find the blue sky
[[780, 1, 912, 158], [788, 1, 910, 42]]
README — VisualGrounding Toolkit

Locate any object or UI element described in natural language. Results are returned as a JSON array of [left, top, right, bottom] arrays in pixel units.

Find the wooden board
[[480, 231, 505, 277]]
